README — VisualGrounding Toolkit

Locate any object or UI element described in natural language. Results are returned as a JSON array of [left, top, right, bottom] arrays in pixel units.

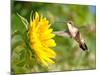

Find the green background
[[11, 1, 96, 74]]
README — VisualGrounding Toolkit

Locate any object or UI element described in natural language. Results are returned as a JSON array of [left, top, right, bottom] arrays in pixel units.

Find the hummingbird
[[54, 21, 88, 51], [66, 21, 88, 51]]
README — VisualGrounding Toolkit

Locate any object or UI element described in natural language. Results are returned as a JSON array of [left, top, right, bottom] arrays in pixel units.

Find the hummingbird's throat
[[67, 23, 78, 38]]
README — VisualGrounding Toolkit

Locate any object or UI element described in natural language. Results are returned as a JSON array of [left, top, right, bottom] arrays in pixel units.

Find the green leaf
[[11, 30, 22, 38], [30, 11, 33, 23], [17, 13, 29, 30], [16, 60, 25, 67]]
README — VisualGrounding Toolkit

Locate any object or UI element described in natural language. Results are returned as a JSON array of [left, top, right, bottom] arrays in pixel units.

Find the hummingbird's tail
[[79, 43, 88, 51]]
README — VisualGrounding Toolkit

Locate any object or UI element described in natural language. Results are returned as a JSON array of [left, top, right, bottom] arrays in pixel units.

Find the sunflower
[[28, 12, 56, 66]]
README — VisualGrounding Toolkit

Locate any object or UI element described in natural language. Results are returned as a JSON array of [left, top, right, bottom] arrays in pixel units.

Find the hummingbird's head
[[67, 21, 74, 26]]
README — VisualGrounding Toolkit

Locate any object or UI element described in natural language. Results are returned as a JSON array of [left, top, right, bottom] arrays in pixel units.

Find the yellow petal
[[43, 47, 56, 58], [35, 12, 39, 22], [43, 39, 56, 47], [34, 48, 51, 66], [42, 34, 55, 40], [38, 52, 55, 66], [44, 29, 53, 35], [35, 12, 39, 18], [34, 45, 56, 58]]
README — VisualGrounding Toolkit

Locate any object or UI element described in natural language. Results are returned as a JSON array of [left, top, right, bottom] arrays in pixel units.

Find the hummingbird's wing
[[74, 31, 81, 43], [53, 30, 70, 38]]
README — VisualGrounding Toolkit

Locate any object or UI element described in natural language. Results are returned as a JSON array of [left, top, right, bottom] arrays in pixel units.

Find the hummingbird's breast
[[69, 27, 78, 38], [67, 22, 78, 38]]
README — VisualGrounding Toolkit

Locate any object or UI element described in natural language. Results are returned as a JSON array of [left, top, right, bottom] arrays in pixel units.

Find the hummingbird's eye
[[68, 21, 73, 24]]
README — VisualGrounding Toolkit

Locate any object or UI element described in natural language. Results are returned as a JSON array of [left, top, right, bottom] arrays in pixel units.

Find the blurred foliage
[[11, 1, 96, 74]]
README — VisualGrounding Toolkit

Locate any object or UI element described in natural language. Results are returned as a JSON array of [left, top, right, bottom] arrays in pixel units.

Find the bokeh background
[[11, 1, 96, 74]]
